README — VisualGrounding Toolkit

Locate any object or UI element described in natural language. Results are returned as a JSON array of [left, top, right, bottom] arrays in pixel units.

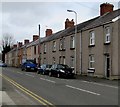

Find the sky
[[0, 0, 119, 45]]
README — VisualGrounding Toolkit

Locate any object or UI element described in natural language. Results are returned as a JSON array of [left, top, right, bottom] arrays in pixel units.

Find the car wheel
[[49, 72, 52, 76], [25, 68, 28, 72], [37, 70, 40, 74], [42, 72, 45, 75], [21, 68, 24, 71]]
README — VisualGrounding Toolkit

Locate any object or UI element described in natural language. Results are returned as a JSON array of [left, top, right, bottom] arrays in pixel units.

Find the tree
[[1, 33, 14, 63]]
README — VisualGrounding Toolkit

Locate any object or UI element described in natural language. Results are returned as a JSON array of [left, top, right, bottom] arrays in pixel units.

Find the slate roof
[[82, 9, 120, 31], [8, 8, 120, 51], [41, 9, 120, 44], [40, 16, 100, 44]]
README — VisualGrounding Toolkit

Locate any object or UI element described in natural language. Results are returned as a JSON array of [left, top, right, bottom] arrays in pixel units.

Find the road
[[0, 67, 119, 106]]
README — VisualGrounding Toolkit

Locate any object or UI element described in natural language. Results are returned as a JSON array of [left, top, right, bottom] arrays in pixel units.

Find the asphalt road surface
[[1, 67, 119, 106]]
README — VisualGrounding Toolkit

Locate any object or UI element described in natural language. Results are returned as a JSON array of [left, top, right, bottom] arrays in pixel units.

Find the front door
[[105, 56, 110, 78]]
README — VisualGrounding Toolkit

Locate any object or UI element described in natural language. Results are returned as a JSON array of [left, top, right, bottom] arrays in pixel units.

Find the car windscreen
[[46, 65, 52, 68], [58, 65, 69, 69]]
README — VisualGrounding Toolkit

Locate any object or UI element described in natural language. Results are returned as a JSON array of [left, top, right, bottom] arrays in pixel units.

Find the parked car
[[0, 62, 7, 67], [21, 61, 37, 72], [37, 64, 52, 75], [48, 64, 75, 78]]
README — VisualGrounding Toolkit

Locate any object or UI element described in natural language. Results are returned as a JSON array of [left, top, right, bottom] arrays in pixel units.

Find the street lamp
[[67, 9, 77, 74]]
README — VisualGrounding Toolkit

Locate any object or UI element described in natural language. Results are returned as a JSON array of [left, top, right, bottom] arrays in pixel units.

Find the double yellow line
[[0, 74, 55, 107]]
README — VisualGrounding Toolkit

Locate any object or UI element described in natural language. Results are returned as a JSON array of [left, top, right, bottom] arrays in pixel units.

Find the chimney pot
[[65, 18, 74, 29]]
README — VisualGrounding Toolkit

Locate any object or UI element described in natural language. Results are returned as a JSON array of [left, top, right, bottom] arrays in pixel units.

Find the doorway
[[105, 55, 110, 78]]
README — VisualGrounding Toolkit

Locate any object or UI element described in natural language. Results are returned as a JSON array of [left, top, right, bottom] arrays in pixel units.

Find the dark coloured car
[[48, 64, 75, 78], [37, 64, 52, 75], [21, 61, 37, 72], [0, 62, 7, 67]]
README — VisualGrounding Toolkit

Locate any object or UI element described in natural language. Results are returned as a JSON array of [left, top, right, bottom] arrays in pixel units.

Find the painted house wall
[[82, 27, 103, 76], [118, 19, 120, 77], [27, 46, 32, 60], [40, 33, 80, 74], [112, 20, 119, 78]]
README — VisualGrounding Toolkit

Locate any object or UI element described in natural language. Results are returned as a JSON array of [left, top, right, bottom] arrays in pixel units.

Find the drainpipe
[[80, 30, 82, 74]]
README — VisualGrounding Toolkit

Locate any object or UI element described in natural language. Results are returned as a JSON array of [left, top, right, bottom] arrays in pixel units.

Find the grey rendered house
[[40, 3, 120, 79], [81, 8, 120, 79]]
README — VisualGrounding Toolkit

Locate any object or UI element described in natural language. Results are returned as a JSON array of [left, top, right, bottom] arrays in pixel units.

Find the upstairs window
[[105, 27, 110, 44], [44, 43, 46, 53], [89, 31, 95, 46], [52, 41, 56, 52], [59, 38, 65, 51], [70, 36, 75, 49], [34, 46, 36, 55]]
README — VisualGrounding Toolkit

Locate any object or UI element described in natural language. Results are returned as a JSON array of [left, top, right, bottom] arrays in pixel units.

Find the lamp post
[[38, 24, 41, 66], [67, 9, 77, 74]]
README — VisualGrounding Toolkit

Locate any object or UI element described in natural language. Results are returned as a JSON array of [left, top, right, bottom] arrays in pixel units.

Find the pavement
[[75, 74, 119, 86]]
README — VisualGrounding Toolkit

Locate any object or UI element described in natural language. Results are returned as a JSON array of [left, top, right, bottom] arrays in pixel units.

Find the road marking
[[25, 73, 35, 77], [0, 74, 55, 107], [40, 78, 56, 83], [81, 80, 118, 89], [66, 85, 100, 96], [0, 91, 15, 105], [16, 72, 23, 74]]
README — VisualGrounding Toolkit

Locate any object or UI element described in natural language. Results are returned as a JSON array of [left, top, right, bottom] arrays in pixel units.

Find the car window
[[46, 65, 52, 68], [58, 64, 69, 69]]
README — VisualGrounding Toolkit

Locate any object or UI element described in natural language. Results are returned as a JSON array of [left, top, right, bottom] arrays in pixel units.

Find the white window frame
[[89, 54, 95, 69], [89, 31, 95, 46], [44, 43, 46, 53], [53, 57, 55, 64], [59, 39, 62, 50], [105, 27, 110, 43], [63, 57, 65, 65], [59, 38, 65, 50], [70, 56, 74, 68], [53, 41, 56, 51], [70, 36, 75, 48]]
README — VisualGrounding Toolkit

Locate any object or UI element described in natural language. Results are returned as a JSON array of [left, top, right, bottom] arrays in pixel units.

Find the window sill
[[87, 69, 95, 73], [70, 47, 75, 50], [88, 45, 95, 47], [104, 42, 110, 45], [44, 52, 46, 54], [59, 49, 66, 51], [52, 50, 56, 52]]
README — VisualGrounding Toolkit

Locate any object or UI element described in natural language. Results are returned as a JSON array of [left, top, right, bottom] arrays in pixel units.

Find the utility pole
[[38, 24, 41, 66]]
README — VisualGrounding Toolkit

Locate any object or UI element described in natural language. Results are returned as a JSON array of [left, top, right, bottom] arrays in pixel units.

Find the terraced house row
[[5, 3, 120, 79]]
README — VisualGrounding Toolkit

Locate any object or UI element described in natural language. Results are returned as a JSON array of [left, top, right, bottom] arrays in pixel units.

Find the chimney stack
[[65, 18, 74, 29], [100, 3, 114, 16], [33, 35, 39, 41], [24, 39, 29, 45], [46, 29, 52, 37], [18, 42, 22, 47], [13, 44, 17, 48]]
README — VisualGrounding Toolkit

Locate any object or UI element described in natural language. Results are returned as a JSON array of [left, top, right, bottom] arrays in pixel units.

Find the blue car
[[37, 64, 52, 75], [0, 62, 7, 67], [21, 61, 37, 72]]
